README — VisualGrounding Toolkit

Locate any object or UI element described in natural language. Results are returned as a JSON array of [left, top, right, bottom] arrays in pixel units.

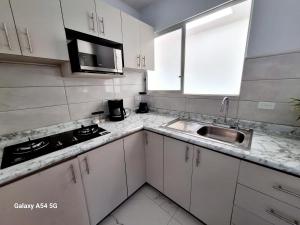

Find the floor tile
[[173, 208, 204, 225], [141, 184, 161, 200], [111, 189, 171, 225]]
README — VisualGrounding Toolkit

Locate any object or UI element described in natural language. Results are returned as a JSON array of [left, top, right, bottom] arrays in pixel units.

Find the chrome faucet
[[220, 97, 230, 124]]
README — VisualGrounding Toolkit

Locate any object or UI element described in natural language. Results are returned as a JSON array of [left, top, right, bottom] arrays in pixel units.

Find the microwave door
[[95, 45, 118, 73]]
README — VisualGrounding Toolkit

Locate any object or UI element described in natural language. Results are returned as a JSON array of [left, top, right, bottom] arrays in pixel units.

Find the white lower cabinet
[[124, 131, 146, 196], [232, 206, 273, 225], [235, 184, 300, 225], [190, 147, 240, 225], [0, 159, 89, 225], [164, 137, 193, 210], [78, 139, 127, 225], [145, 131, 164, 192]]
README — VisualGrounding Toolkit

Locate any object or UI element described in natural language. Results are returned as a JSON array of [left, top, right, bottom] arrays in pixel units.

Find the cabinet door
[[145, 131, 164, 192], [124, 131, 146, 196], [140, 22, 154, 70], [190, 147, 240, 225], [121, 12, 140, 69], [60, 0, 98, 37], [0, 0, 21, 55], [78, 139, 127, 225], [164, 137, 193, 210], [10, 0, 68, 60], [96, 0, 122, 43], [0, 159, 89, 225]]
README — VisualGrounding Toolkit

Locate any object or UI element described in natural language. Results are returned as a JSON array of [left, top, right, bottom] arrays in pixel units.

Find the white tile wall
[[145, 52, 300, 127], [0, 63, 145, 135]]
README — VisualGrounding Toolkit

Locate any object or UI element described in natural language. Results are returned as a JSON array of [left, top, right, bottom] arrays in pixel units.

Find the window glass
[[147, 29, 182, 91], [184, 0, 252, 95]]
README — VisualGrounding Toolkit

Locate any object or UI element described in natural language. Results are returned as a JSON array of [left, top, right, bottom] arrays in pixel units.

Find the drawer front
[[235, 184, 300, 225], [239, 161, 300, 209], [232, 206, 273, 225]]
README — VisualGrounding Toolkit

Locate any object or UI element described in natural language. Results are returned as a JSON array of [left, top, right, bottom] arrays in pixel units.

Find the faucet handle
[[233, 119, 240, 129]]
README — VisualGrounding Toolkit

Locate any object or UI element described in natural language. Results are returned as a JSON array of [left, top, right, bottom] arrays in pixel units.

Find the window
[[184, 0, 252, 95], [147, 0, 252, 95], [147, 29, 182, 91]]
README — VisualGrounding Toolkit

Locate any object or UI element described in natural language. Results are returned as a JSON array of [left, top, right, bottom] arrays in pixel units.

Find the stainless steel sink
[[162, 119, 253, 149]]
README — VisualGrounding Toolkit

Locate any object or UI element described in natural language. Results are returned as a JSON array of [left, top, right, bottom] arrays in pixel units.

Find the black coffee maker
[[108, 99, 127, 121]]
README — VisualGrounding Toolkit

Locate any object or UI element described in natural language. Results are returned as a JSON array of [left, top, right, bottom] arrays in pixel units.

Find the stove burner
[[13, 140, 50, 155], [1, 124, 110, 169], [75, 126, 99, 137]]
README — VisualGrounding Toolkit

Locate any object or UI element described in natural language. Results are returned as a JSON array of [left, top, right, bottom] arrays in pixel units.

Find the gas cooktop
[[1, 125, 110, 169]]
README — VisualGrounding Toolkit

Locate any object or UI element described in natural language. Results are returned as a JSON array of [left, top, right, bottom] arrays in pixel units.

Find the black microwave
[[68, 39, 123, 74]]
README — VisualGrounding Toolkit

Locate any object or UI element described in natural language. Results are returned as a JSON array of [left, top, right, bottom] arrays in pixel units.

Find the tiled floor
[[98, 184, 204, 225]]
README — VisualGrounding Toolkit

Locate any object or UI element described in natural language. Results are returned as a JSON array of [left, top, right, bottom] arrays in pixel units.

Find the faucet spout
[[220, 97, 230, 124]]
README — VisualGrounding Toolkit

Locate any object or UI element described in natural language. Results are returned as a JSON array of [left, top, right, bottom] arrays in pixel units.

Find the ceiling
[[121, 0, 160, 10]]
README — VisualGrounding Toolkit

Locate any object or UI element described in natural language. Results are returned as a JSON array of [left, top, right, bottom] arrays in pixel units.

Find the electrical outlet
[[257, 102, 276, 110]]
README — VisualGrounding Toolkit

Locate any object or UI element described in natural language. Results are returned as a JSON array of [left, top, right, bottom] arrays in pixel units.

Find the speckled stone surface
[[0, 112, 300, 186]]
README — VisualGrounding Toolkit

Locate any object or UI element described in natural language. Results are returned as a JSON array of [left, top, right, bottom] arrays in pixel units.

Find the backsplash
[[0, 62, 144, 135], [144, 52, 300, 127]]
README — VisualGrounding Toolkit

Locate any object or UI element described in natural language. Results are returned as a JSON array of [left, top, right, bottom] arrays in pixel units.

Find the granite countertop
[[0, 112, 300, 186]]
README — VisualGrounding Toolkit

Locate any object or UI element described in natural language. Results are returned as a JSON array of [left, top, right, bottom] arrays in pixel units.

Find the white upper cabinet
[[124, 132, 146, 196], [140, 22, 154, 70], [78, 140, 127, 225], [95, 0, 122, 43], [122, 12, 141, 69], [10, 0, 68, 60], [0, 159, 90, 225], [60, 0, 98, 37], [164, 137, 193, 210], [190, 147, 240, 225], [122, 12, 155, 70], [0, 0, 21, 55]]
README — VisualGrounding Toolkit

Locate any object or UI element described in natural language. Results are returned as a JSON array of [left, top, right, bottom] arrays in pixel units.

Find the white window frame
[[146, 0, 253, 97]]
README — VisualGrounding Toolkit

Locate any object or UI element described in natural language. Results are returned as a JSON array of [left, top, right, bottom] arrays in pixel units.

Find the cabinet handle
[[89, 12, 96, 31], [98, 17, 105, 35], [185, 146, 189, 162], [273, 184, 300, 199], [196, 149, 200, 167], [2, 23, 12, 50], [137, 55, 141, 68], [266, 208, 298, 225], [70, 164, 77, 183], [25, 28, 33, 53], [144, 132, 148, 145], [142, 56, 146, 67], [84, 157, 90, 174]]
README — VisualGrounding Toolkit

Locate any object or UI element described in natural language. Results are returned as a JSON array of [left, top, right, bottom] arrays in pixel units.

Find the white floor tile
[[111, 190, 171, 225], [141, 184, 161, 200], [173, 208, 204, 225]]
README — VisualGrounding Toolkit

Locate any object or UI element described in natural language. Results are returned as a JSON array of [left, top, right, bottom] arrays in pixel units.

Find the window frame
[[146, 0, 253, 96]]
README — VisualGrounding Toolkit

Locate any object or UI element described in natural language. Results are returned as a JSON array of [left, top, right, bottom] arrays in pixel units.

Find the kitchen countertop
[[0, 112, 300, 186]]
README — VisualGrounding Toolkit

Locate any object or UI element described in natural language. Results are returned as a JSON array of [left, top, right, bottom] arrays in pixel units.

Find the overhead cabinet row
[[0, 0, 154, 70], [0, 0, 68, 60]]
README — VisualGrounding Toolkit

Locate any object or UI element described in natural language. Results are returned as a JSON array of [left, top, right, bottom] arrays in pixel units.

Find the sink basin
[[162, 119, 253, 149], [197, 126, 245, 144]]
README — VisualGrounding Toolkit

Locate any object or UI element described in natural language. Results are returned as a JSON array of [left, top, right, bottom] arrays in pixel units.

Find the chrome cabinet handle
[[89, 12, 96, 31], [142, 56, 146, 67], [2, 23, 12, 50], [98, 17, 104, 35], [196, 149, 200, 167], [273, 184, 300, 199], [137, 55, 141, 68], [144, 132, 148, 145], [70, 164, 77, 183], [185, 146, 189, 162], [84, 157, 90, 174], [25, 28, 33, 53], [266, 209, 298, 225]]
